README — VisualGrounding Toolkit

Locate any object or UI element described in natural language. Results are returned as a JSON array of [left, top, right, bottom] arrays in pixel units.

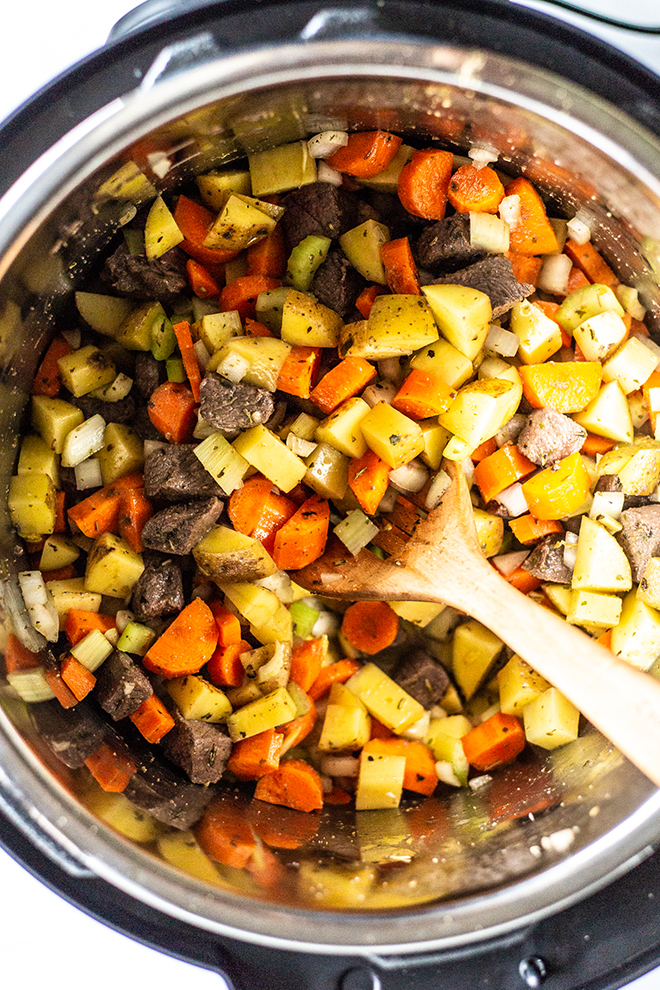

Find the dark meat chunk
[[362, 189, 426, 240], [31, 700, 105, 769], [517, 408, 587, 467], [75, 392, 137, 425], [426, 255, 533, 317], [199, 372, 274, 437], [141, 497, 223, 555], [132, 405, 165, 442], [415, 214, 485, 272], [311, 247, 365, 318], [393, 649, 450, 709], [94, 650, 153, 721], [134, 352, 165, 400], [163, 711, 232, 785], [282, 182, 358, 248], [595, 474, 623, 493], [131, 555, 184, 621], [265, 400, 288, 433], [522, 535, 572, 584], [617, 505, 660, 582], [103, 243, 188, 303], [144, 444, 225, 501], [124, 753, 214, 830]]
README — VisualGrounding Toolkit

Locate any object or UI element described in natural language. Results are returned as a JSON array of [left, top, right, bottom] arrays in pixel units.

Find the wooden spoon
[[296, 460, 660, 788]]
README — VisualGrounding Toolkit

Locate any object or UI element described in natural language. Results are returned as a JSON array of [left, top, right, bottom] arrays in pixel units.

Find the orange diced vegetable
[[33, 336, 72, 397], [505, 177, 559, 255], [355, 285, 385, 319], [564, 238, 618, 288], [348, 448, 391, 515], [308, 658, 363, 701], [246, 226, 287, 277], [508, 515, 564, 545], [173, 320, 202, 402], [290, 638, 326, 693], [471, 437, 499, 462], [60, 655, 97, 702], [129, 693, 176, 743], [228, 474, 297, 553], [279, 698, 317, 755], [276, 345, 321, 398], [521, 451, 591, 520], [506, 565, 543, 594], [196, 795, 257, 869], [54, 490, 67, 533], [173, 194, 238, 269], [391, 368, 455, 420], [44, 668, 79, 709], [581, 433, 616, 457], [271, 494, 330, 571], [341, 600, 399, 655], [252, 758, 324, 813], [447, 164, 505, 214], [506, 251, 543, 289], [227, 729, 284, 780], [143, 598, 218, 679], [208, 601, 242, 647], [186, 258, 221, 299], [462, 712, 526, 772], [147, 381, 197, 443], [362, 737, 438, 795], [118, 488, 153, 553], [4, 634, 41, 673], [326, 130, 402, 178], [380, 237, 421, 294], [310, 357, 376, 414], [474, 443, 536, 503], [244, 318, 274, 338], [220, 274, 281, 320], [518, 361, 602, 414], [65, 609, 116, 647], [398, 149, 454, 220], [84, 739, 136, 793], [207, 638, 251, 688]]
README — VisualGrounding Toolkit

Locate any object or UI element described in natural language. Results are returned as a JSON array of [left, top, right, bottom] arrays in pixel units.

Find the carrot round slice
[[341, 600, 399, 655]]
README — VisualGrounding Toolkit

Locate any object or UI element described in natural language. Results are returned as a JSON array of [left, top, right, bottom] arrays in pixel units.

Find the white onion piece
[[334, 510, 379, 556], [194, 339, 211, 372], [307, 130, 349, 158], [254, 570, 295, 603], [435, 761, 462, 787], [485, 324, 519, 358], [389, 459, 429, 494], [311, 609, 340, 639], [470, 212, 509, 254], [90, 372, 134, 402], [362, 380, 398, 408], [425, 470, 451, 510], [317, 161, 343, 186], [193, 413, 216, 440], [320, 755, 360, 777], [499, 194, 521, 228], [75, 457, 103, 491], [492, 549, 530, 577], [61, 414, 106, 468], [1, 577, 47, 652], [640, 336, 660, 369], [495, 482, 529, 518], [402, 710, 431, 741], [114, 610, 134, 634], [214, 351, 249, 383], [468, 146, 498, 169], [590, 490, 625, 521], [18, 571, 59, 643], [537, 252, 572, 296], [563, 530, 578, 571], [286, 433, 317, 457], [566, 216, 591, 245], [143, 440, 169, 458]]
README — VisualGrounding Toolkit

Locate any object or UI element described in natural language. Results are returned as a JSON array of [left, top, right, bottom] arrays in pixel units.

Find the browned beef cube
[[393, 649, 450, 709], [134, 353, 164, 400], [103, 243, 188, 302], [311, 247, 364, 318], [94, 650, 153, 721], [31, 700, 105, 768], [426, 255, 533, 317], [617, 505, 660, 582], [131, 555, 184, 621], [199, 373, 275, 437], [124, 753, 214, 829], [163, 711, 232, 784], [517, 408, 587, 467], [75, 392, 137, 424], [522, 535, 572, 583], [141, 496, 223, 555], [415, 214, 485, 272], [144, 444, 225, 501], [282, 182, 358, 248]]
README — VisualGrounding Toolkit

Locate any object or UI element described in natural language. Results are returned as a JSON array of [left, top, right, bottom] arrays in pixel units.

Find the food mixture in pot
[[3, 128, 660, 907]]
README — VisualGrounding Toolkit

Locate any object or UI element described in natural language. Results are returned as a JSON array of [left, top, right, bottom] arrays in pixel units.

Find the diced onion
[[495, 482, 529, 517], [639, 337, 660, 369], [566, 216, 591, 245], [401, 710, 431, 741], [213, 351, 249, 384], [193, 413, 216, 440], [537, 252, 572, 295], [18, 570, 59, 643], [61, 414, 106, 468], [75, 457, 103, 490], [492, 549, 530, 577], [194, 338, 211, 372], [563, 530, 578, 570], [307, 130, 349, 158], [377, 487, 399, 514], [114, 610, 134, 634], [435, 761, 462, 787], [485, 324, 520, 358], [143, 440, 169, 458], [286, 433, 317, 457], [1, 577, 47, 652], [317, 161, 343, 186], [499, 194, 521, 228], [425, 469, 451, 510], [470, 212, 510, 254], [468, 146, 498, 169], [590, 490, 625, 521], [334, 509, 379, 556], [362, 380, 398, 408], [495, 413, 526, 447], [320, 755, 360, 777], [311, 609, 340, 638], [389, 459, 429, 494], [254, 570, 296, 603]]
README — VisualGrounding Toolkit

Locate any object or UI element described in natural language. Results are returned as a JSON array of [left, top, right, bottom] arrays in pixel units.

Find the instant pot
[[2, 1, 660, 987]]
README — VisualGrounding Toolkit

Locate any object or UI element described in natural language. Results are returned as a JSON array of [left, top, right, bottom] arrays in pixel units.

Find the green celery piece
[[117, 621, 156, 656], [286, 235, 332, 292], [151, 314, 176, 360], [166, 356, 186, 382], [289, 599, 319, 640]]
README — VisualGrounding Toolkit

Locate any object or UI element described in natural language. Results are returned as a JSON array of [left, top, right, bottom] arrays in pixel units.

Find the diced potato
[[639, 558, 660, 610], [194, 432, 249, 495], [410, 338, 474, 388], [452, 619, 504, 700], [97, 423, 144, 485], [509, 300, 563, 364], [84, 533, 144, 598], [168, 674, 232, 722], [340, 295, 439, 360], [94, 161, 156, 204], [158, 831, 223, 885], [602, 337, 658, 394], [566, 589, 623, 629], [58, 345, 116, 398], [523, 687, 580, 750], [498, 655, 549, 715], [542, 583, 573, 616], [477, 357, 522, 387], [315, 397, 369, 458], [17, 434, 59, 485], [425, 714, 472, 786], [418, 419, 451, 471], [319, 696, 371, 752], [203, 194, 278, 251], [47, 577, 102, 619], [573, 311, 628, 362], [197, 169, 252, 209], [280, 290, 343, 348], [439, 378, 522, 448], [255, 287, 290, 333], [75, 291, 134, 337], [226, 685, 297, 742], [144, 195, 183, 260], [572, 380, 633, 443], [597, 439, 660, 496], [473, 508, 504, 558], [389, 601, 445, 626], [339, 220, 390, 284], [213, 336, 291, 391], [39, 535, 80, 572], [8, 473, 56, 537], [86, 790, 160, 842], [248, 141, 317, 197], [359, 401, 424, 469], [610, 590, 660, 670], [304, 442, 349, 500], [421, 284, 492, 360], [232, 424, 306, 492], [196, 311, 242, 353], [193, 525, 277, 583], [116, 301, 166, 352], [571, 515, 631, 592], [32, 395, 84, 453], [355, 751, 406, 810], [346, 662, 425, 733], [220, 581, 292, 644], [557, 283, 625, 333]]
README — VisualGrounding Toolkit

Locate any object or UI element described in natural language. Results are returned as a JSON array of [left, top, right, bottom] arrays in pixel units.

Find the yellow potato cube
[[280, 290, 343, 348], [418, 419, 451, 470], [32, 395, 84, 454], [346, 662, 425, 732], [573, 311, 628, 362], [57, 345, 116, 397], [168, 674, 232, 722], [215, 336, 291, 391], [473, 508, 504, 558], [39, 535, 80, 572], [566, 589, 623, 629], [144, 196, 183, 259], [421, 283, 492, 360], [84, 533, 144, 598], [98, 423, 144, 485], [304, 442, 349, 500], [47, 577, 102, 619], [340, 294, 439, 360], [523, 687, 580, 750], [226, 686, 297, 742], [196, 311, 242, 353], [571, 515, 631, 592], [318, 702, 371, 752], [439, 377, 522, 449], [411, 337, 474, 388], [610, 590, 660, 670], [509, 300, 563, 364], [248, 141, 317, 197], [602, 337, 658, 394], [452, 619, 504, 700], [389, 600, 445, 626], [17, 434, 59, 485], [232, 424, 306, 492], [639, 558, 660, 609], [359, 401, 424, 469], [339, 220, 390, 284], [315, 397, 369, 458], [572, 380, 633, 443], [355, 751, 406, 810], [498, 655, 550, 715], [8, 473, 56, 537]]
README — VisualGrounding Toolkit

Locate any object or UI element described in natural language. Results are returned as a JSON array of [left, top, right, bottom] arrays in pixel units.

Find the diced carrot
[[581, 433, 617, 457], [447, 164, 505, 214], [391, 368, 456, 420], [347, 448, 391, 516], [326, 130, 402, 178], [246, 841, 288, 891], [474, 443, 536, 503], [247, 802, 321, 849], [208, 601, 242, 647], [506, 251, 543, 289], [4, 634, 41, 673], [521, 451, 591, 521], [462, 712, 526, 772], [129, 693, 176, 743], [310, 357, 376, 414], [290, 638, 326, 693], [33, 336, 72, 397], [65, 609, 116, 647], [173, 320, 202, 402], [244, 317, 273, 338], [506, 565, 543, 594], [470, 437, 499, 462], [143, 598, 218, 679], [118, 488, 153, 554], [173, 194, 239, 268], [84, 738, 136, 793], [643, 370, 660, 434], [341, 600, 399, 655], [398, 149, 454, 220], [228, 474, 298, 553], [253, 758, 324, 813], [246, 226, 287, 278], [519, 361, 602, 414], [505, 177, 559, 255], [566, 265, 590, 295], [186, 258, 221, 299], [196, 795, 257, 869], [279, 698, 317, 756], [508, 514, 564, 545], [45, 667, 79, 709], [276, 345, 321, 399], [323, 786, 352, 805], [207, 638, 251, 688], [380, 237, 421, 294], [564, 238, 618, 288], [271, 494, 330, 571], [355, 284, 386, 319], [147, 380, 197, 443], [227, 729, 284, 780], [41, 564, 77, 583], [597, 629, 613, 650], [369, 716, 394, 740], [68, 485, 124, 538], [220, 274, 281, 320], [60, 655, 96, 702], [54, 490, 67, 533], [362, 738, 438, 796], [308, 658, 363, 702]]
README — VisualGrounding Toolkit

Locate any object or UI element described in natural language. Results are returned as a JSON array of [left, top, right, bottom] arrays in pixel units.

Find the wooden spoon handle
[[451, 558, 660, 788]]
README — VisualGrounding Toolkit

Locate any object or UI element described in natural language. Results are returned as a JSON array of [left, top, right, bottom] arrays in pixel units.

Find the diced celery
[[289, 600, 319, 639], [70, 628, 113, 672], [286, 235, 332, 291], [7, 667, 55, 702], [116, 621, 156, 656], [151, 314, 176, 360], [166, 357, 186, 382], [194, 432, 249, 495]]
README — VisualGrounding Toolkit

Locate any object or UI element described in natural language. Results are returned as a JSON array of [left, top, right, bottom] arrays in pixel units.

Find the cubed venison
[[141, 496, 224, 555], [75, 392, 137, 425], [31, 700, 106, 768], [134, 353, 165, 400], [282, 182, 358, 248], [94, 650, 153, 720], [131, 555, 184, 621], [522, 535, 573, 583], [414, 214, 485, 272], [595, 474, 623, 493], [617, 505, 660, 582], [103, 243, 188, 302], [311, 247, 365, 318], [144, 444, 225, 500], [393, 648, 450, 709], [123, 752, 214, 829], [427, 255, 533, 317], [163, 710, 232, 784], [517, 408, 587, 467], [199, 373, 275, 437]]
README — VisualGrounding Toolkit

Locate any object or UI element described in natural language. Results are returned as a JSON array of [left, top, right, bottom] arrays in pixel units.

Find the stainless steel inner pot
[[2, 6, 660, 958]]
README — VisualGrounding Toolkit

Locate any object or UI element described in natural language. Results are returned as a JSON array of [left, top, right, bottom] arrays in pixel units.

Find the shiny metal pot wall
[[1, 0, 660, 957]]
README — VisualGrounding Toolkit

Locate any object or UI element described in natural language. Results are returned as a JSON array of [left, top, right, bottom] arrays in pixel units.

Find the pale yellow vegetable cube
[[425, 714, 471, 786], [304, 442, 349, 500], [86, 790, 159, 842], [339, 220, 390, 284], [442, 435, 477, 461], [359, 401, 424, 469], [573, 380, 633, 443], [566, 589, 623, 629], [8, 474, 56, 537], [356, 144, 414, 191], [144, 196, 183, 260], [168, 674, 232, 722], [573, 311, 628, 362], [597, 440, 660, 496], [248, 141, 317, 197], [215, 336, 292, 391], [17, 434, 59, 485], [232, 424, 306, 492], [557, 283, 624, 333], [94, 161, 156, 204], [421, 283, 492, 360], [473, 508, 504, 558], [39, 535, 80, 572], [98, 423, 144, 485], [318, 701, 371, 752], [346, 662, 425, 732], [411, 337, 473, 388], [75, 291, 134, 337], [523, 687, 580, 750], [341, 294, 439, 361], [610, 590, 660, 670], [197, 169, 252, 208], [47, 577, 102, 619], [355, 751, 406, 810], [542, 583, 573, 616], [220, 581, 293, 644], [639, 558, 660, 610], [193, 524, 277, 582], [58, 345, 116, 397], [498, 655, 550, 715], [602, 337, 658, 394], [315, 397, 369, 458], [226, 686, 297, 742], [203, 194, 277, 251], [509, 300, 563, 364], [452, 619, 504, 700], [32, 396, 84, 454], [418, 419, 451, 470], [196, 311, 242, 353], [439, 378, 522, 448], [280, 290, 343, 348], [389, 601, 445, 626], [84, 533, 144, 598], [571, 515, 631, 592]]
